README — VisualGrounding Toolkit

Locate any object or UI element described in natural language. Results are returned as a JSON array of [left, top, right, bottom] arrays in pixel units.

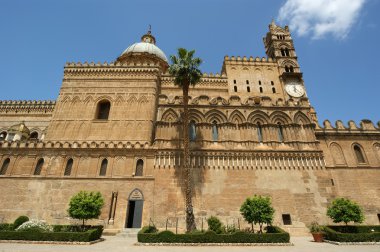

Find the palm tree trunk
[[182, 82, 196, 232]]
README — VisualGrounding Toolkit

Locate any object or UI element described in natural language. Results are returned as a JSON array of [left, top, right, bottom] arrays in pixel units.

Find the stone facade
[[0, 22, 379, 235]]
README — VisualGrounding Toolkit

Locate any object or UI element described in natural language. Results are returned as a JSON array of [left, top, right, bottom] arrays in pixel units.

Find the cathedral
[[0, 22, 379, 235]]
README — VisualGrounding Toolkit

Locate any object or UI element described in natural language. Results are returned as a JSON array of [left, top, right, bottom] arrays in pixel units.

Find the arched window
[[257, 123, 263, 143], [272, 87, 276, 93], [135, 159, 144, 176], [354, 145, 366, 164], [30, 132, 38, 140], [0, 131, 7, 141], [64, 158, 73, 176], [285, 48, 290, 56], [278, 123, 284, 142], [259, 87, 263, 93], [99, 159, 108, 176], [96, 100, 111, 120], [290, 66, 294, 72], [281, 49, 286, 57], [246, 80, 249, 84], [285, 66, 289, 72], [189, 120, 196, 141], [234, 86, 237, 92], [34, 158, 44, 175], [271, 81, 274, 86], [247, 86, 251, 92], [212, 121, 218, 142], [0, 158, 10, 175]]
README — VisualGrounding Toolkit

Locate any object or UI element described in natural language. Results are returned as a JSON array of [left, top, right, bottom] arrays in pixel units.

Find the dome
[[120, 42, 168, 62]]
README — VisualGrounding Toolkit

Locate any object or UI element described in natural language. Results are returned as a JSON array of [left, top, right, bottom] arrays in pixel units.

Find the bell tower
[[263, 20, 300, 75]]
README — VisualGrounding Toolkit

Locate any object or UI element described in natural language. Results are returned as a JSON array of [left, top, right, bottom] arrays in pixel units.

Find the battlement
[[0, 100, 55, 114], [224, 56, 276, 64], [316, 119, 380, 133]]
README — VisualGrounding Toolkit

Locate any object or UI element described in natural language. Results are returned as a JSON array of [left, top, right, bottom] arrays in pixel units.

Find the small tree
[[67, 191, 104, 229], [207, 216, 223, 234], [327, 198, 364, 225], [240, 195, 275, 233]]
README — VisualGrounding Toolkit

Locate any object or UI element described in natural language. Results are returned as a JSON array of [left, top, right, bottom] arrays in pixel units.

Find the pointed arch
[[352, 143, 366, 164], [281, 59, 297, 67], [229, 110, 246, 124], [95, 95, 113, 103], [138, 95, 149, 104], [115, 95, 125, 104], [161, 108, 179, 122], [188, 109, 205, 123], [204, 109, 227, 124], [330, 142, 347, 166], [247, 110, 270, 124], [83, 95, 94, 104], [71, 96, 81, 104], [127, 95, 138, 105], [294, 111, 311, 125], [270, 111, 292, 124]]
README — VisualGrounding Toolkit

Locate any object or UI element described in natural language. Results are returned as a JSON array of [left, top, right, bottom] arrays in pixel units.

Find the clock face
[[285, 82, 305, 98]]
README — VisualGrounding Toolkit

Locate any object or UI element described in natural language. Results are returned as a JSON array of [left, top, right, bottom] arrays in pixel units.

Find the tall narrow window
[[233, 80, 236, 84], [212, 121, 218, 142], [281, 49, 285, 57], [189, 120, 196, 141], [259, 81, 262, 85], [234, 86, 237, 92], [257, 123, 263, 143], [135, 159, 143, 176], [271, 81, 274, 86], [285, 66, 289, 72], [64, 158, 73, 176], [259, 87, 263, 93], [99, 159, 108, 176], [290, 66, 294, 73], [0, 131, 7, 140], [278, 123, 284, 142], [246, 80, 249, 84], [272, 87, 276, 93], [0, 158, 10, 175], [354, 145, 365, 164], [34, 158, 44, 175], [30, 132, 38, 140], [96, 100, 111, 120], [247, 86, 251, 92], [285, 49, 290, 56]]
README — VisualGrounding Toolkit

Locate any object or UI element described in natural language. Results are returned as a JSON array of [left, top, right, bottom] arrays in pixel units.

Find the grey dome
[[121, 42, 168, 62]]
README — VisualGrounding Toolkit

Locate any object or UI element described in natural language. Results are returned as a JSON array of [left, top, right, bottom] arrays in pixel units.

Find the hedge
[[324, 225, 380, 242], [0, 225, 103, 242], [138, 226, 290, 243]]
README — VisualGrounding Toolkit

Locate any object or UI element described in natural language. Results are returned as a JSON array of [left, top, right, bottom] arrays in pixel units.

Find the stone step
[[116, 228, 141, 237]]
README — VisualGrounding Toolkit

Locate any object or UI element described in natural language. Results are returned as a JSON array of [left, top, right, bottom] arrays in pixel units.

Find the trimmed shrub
[[138, 226, 289, 243], [324, 225, 380, 242], [0, 225, 103, 242], [139, 225, 158, 234], [13, 216, 29, 229], [207, 216, 223, 234], [0, 224, 13, 231]]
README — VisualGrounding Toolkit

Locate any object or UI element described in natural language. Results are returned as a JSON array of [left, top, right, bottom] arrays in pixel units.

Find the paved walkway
[[0, 236, 379, 252]]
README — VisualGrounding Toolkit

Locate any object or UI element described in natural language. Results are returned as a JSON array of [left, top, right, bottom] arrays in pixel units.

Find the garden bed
[[0, 225, 103, 242], [324, 225, 380, 243], [138, 226, 290, 244]]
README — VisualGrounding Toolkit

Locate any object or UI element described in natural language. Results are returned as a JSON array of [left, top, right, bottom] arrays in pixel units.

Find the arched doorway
[[125, 189, 144, 228]]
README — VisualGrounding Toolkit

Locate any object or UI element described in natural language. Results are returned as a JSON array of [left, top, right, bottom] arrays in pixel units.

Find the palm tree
[[169, 48, 202, 232]]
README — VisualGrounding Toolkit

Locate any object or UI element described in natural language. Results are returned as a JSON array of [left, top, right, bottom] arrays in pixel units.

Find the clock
[[285, 82, 305, 98]]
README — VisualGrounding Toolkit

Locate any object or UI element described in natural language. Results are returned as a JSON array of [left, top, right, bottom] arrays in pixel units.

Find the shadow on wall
[[171, 118, 206, 200]]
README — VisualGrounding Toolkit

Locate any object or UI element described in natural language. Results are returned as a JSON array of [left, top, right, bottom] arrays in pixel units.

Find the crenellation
[[318, 119, 380, 132]]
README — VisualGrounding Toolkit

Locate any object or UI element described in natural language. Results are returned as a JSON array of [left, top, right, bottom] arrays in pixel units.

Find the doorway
[[125, 189, 144, 228]]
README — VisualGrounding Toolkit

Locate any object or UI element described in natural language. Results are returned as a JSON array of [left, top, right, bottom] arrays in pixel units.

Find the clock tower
[[263, 20, 307, 102]]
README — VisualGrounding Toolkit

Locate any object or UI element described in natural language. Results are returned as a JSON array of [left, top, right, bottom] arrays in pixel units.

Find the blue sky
[[0, 0, 379, 125]]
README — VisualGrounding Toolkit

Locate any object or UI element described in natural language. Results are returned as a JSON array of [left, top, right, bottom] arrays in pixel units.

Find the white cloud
[[278, 0, 366, 39]]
